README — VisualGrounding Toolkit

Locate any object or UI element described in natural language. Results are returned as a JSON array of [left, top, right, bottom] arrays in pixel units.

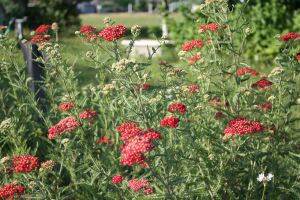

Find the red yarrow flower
[[35, 24, 51, 34], [252, 79, 272, 89], [189, 85, 200, 93], [168, 103, 187, 114], [79, 109, 97, 119], [199, 23, 220, 32], [80, 25, 96, 34], [58, 102, 74, 111], [160, 116, 180, 128], [127, 178, 150, 191], [48, 116, 80, 140], [181, 40, 204, 51], [280, 32, 299, 42], [224, 117, 263, 135], [99, 25, 126, 41], [187, 54, 201, 65], [236, 67, 258, 76], [12, 155, 39, 173], [144, 187, 154, 195], [117, 122, 139, 133], [31, 35, 50, 44], [96, 135, 112, 144], [0, 183, 26, 199], [296, 53, 300, 60], [112, 175, 125, 184], [258, 101, 272, 111]]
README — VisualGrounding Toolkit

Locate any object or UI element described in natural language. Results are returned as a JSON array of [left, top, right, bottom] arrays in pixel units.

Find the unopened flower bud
[[75, 31, 80, 35], [51, 22, 59, 31], [40, 160, 55, 172], [131, 25, 141, 37], [30, 31, 36, 36], [104, 17, 112, 25], [296, 98, 300, 105]]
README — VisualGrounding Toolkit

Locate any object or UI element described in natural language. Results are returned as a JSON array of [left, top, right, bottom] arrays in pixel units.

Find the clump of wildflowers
[[0, 183, 26, 199], [12, 155, 40, 173], [280, 32, 299, 42]]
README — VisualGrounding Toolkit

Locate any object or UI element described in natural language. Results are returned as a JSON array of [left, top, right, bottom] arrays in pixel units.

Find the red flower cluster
[[198, 23, 220, 32], [168, 103, 187, 114], [79, 109, 97, 119], [99, 25, 126, 41], [189, 85, 200, 93], [160, 116, 180, 128], [35, 24, 51, 34], [296, 53, 300, 60], [181, 40, 204, 51], [0, 183, 26, 199], [117, 123, 161, 166], [134, 83, 151, 91], [224, 117, 263, 135], [280, 32, 299, 42], [48, 116, 80, 140], [80, 25, 96, 34], [252, 79, 272, 89], [96, 135, 112, 144], [236, 67, 258, 76], [58, 102, 74, 111], [80, 109, 97, 124], [258, 101, 272, 111], [79, 25, 98, 42], [187, 54, 201, 65], [112, 175, 125, 184], [128, 178, 154, 194], [12, 155, 39, 173], [31, 35, 50, 45]]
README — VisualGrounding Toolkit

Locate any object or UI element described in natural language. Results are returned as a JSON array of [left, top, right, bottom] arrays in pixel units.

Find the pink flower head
[[117, 122, 139, 133], [112, 175, 125, 184], [80, 25, 96, 34], [168, 103, 187, 114], [58, 102, 74, 111], [296, 53, 300, 60], [252, 79, 272, 89], [79, 109, 97, 119], [189, 85, 200, 93], [198, 23, 220, 32], [35, 24, 51, 34], [181, 40, 204, 51], [187, 54, 201, 65], [280, 32, 299, 42], [12, 155, 39, 173], [127, 178, 150, 191], [224, 117, 263, 135], [48, 116, 80, 140], [160, 116, 180, 128], [99, 25, 126, 41], [0, 183, 26, 199], [144, 187, 154, 195], [236, 67, 258, 76]]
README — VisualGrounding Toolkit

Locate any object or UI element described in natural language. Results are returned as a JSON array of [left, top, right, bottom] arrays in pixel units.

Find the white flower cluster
[[257, 173, 274, 182], [112, 58, 136, 73]]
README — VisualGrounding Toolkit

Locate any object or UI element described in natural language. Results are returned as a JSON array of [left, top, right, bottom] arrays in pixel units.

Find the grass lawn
[[80, 13, 163, 28]]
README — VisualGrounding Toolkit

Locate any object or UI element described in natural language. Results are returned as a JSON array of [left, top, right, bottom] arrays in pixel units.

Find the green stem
[[261, 183, 266, 200]]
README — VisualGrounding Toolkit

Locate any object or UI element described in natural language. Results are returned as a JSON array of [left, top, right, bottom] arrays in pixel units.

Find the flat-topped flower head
[[48, 116, 80, 140], [181, 40, 204, 51], [198, 23, 220, 32], [35, 24, 51, 34], [280, 32, 299, 42], [127, 178, 150, 191], [31, 35, 50, 45], [58, 102, 74, 111], [80, 25, 96, 34], [224, 117, 263, 135], [252, 79, 272, 90], [236, 67, 258, 76], [79, 109, 97, 119], [12, 155, 39, 173], [160, 116, 180, 128], [99, 25, 126, 41], [168, 103, 187, 114], [0, 183, 26, 199], [112, 175, 125, 184]]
